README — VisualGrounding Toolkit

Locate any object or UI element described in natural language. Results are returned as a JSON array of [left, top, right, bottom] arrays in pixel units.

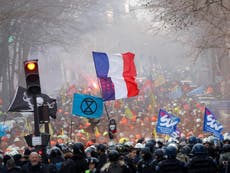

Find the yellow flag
[[152, 127, 158, 139], [125, 106, 133, 119], [61, 128, 64, 136], [164, 134, 169, 142], [94, 127, 100, 137], [150, 93, 156, 113]]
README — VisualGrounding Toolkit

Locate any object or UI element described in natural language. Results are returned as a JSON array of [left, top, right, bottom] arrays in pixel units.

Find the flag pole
[[103, 103, 110, 120], [96, 78, 110, 120]]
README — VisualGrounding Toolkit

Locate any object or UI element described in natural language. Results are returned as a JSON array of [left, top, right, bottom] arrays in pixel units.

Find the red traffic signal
[[24, 59, 41, 94]]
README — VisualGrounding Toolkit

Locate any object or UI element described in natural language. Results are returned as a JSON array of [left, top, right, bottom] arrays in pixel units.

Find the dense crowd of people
[[0, 135, 230, 173], [0, 64, 229, 172]]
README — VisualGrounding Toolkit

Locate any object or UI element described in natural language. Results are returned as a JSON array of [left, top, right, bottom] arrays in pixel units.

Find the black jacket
[[187, 155, 218, 173], [156, 158, 186, 173], [20, 162, 48, 173], [59, 155, 88, 173]]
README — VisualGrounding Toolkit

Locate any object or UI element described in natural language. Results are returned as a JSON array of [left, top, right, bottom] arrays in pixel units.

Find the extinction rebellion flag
[[72, 93, 103, 118]]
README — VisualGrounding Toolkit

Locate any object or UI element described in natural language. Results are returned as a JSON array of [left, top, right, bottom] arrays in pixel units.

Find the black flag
[[8, 86, 57, 118]]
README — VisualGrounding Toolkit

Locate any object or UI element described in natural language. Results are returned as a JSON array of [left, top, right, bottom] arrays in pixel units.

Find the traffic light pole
[[33, 95, 40, 136]]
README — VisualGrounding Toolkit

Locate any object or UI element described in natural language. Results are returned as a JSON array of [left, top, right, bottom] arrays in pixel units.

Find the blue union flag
[[156, 109, 180, 135], [203, 107, 223, 139]]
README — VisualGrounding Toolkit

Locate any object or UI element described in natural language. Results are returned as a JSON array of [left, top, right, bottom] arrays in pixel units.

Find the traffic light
[[24, 59, 41, 94]]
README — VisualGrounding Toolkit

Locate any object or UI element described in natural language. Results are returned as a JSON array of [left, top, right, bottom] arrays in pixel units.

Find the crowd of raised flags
[[72, 51, 140, 118], [155, 107, 224, 141], [72, 51, 225, 141], [0, 51, 228, 153]]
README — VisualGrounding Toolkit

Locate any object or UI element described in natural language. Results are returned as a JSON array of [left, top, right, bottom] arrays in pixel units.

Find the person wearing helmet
[[223, 133, 230, 144], [186, 136, 197, 153], [145, 142, 155, 154], [85, 157, 99, 173], [151, 148, 165, 167], [176, 145, 190, 164], [59, 142, 88, 173], [6, 158, 21, 173], [85, 145, 97, 158], [219, 144, 230, 173], [48, 147, 65, 173], [96, 144, 107, 171], [124, 146, 138, 173], [137, 147, 155, 173], [100, 150, 131, 173], [156, 144, 186, 173], [186, 143, 217, 173], [203, 136, 220, 163]]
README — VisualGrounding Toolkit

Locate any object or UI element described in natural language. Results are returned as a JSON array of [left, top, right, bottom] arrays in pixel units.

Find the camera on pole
[[24, 59, 41, 95]]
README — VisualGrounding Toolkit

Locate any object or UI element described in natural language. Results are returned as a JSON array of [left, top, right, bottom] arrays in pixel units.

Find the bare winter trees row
[[138, 0, 230, 98], [0, 0, 96, 109]]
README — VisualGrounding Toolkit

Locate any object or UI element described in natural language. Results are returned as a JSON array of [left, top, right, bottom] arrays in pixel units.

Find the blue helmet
[[154, 148, 164, 159], [97, 144, 106, 152], [222, 144, 230, 152], [108, 150, 120, 162], [87, 157, 99, 165], [141, 147, 152, 160], [73, 142, 84, 155], [191, 143, 207, 155], [188, 136, 197, 145], [179, 145, 191, 155], [145, 142, 155, 153], [165, 144, 177, 159]]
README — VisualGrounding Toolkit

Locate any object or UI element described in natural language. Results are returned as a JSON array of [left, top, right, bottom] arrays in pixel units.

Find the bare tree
[[135, 0, 230, 98], [0, 0, 97, 109]]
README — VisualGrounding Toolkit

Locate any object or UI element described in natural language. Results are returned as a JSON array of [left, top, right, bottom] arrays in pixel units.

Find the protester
[[85, 157, 99, 173], [137, 147, 155, 173], [48, 146, 65, 173], [187, 143, 218, 173], [59, 142, 88, 173], [219, 144, 230, 173], [20, 151, 49, 173], [96, 144, 107, 171], [100, 149, 131, 173], [124, 146, 138, 173], [6, 158, 21, 173], [156, 144, 186, 173], [0, 153, 7, 173]]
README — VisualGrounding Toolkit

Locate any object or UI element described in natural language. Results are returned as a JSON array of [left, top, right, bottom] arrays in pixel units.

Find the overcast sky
[[36, 0, 192, 96]]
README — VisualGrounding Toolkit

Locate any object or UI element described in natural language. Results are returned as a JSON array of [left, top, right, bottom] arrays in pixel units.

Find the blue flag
[[170, 127, 181, 138], [0, 124, 8, 137], [187, 86, 205, 96], [168, 86, 183, 100], [72, 93, 103, 118], [156, 109, 180, 135], [203, 107, 223, 139]]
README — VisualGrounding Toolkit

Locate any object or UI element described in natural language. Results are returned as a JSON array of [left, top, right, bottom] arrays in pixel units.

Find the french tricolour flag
[[92, 51, 139, 101]]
